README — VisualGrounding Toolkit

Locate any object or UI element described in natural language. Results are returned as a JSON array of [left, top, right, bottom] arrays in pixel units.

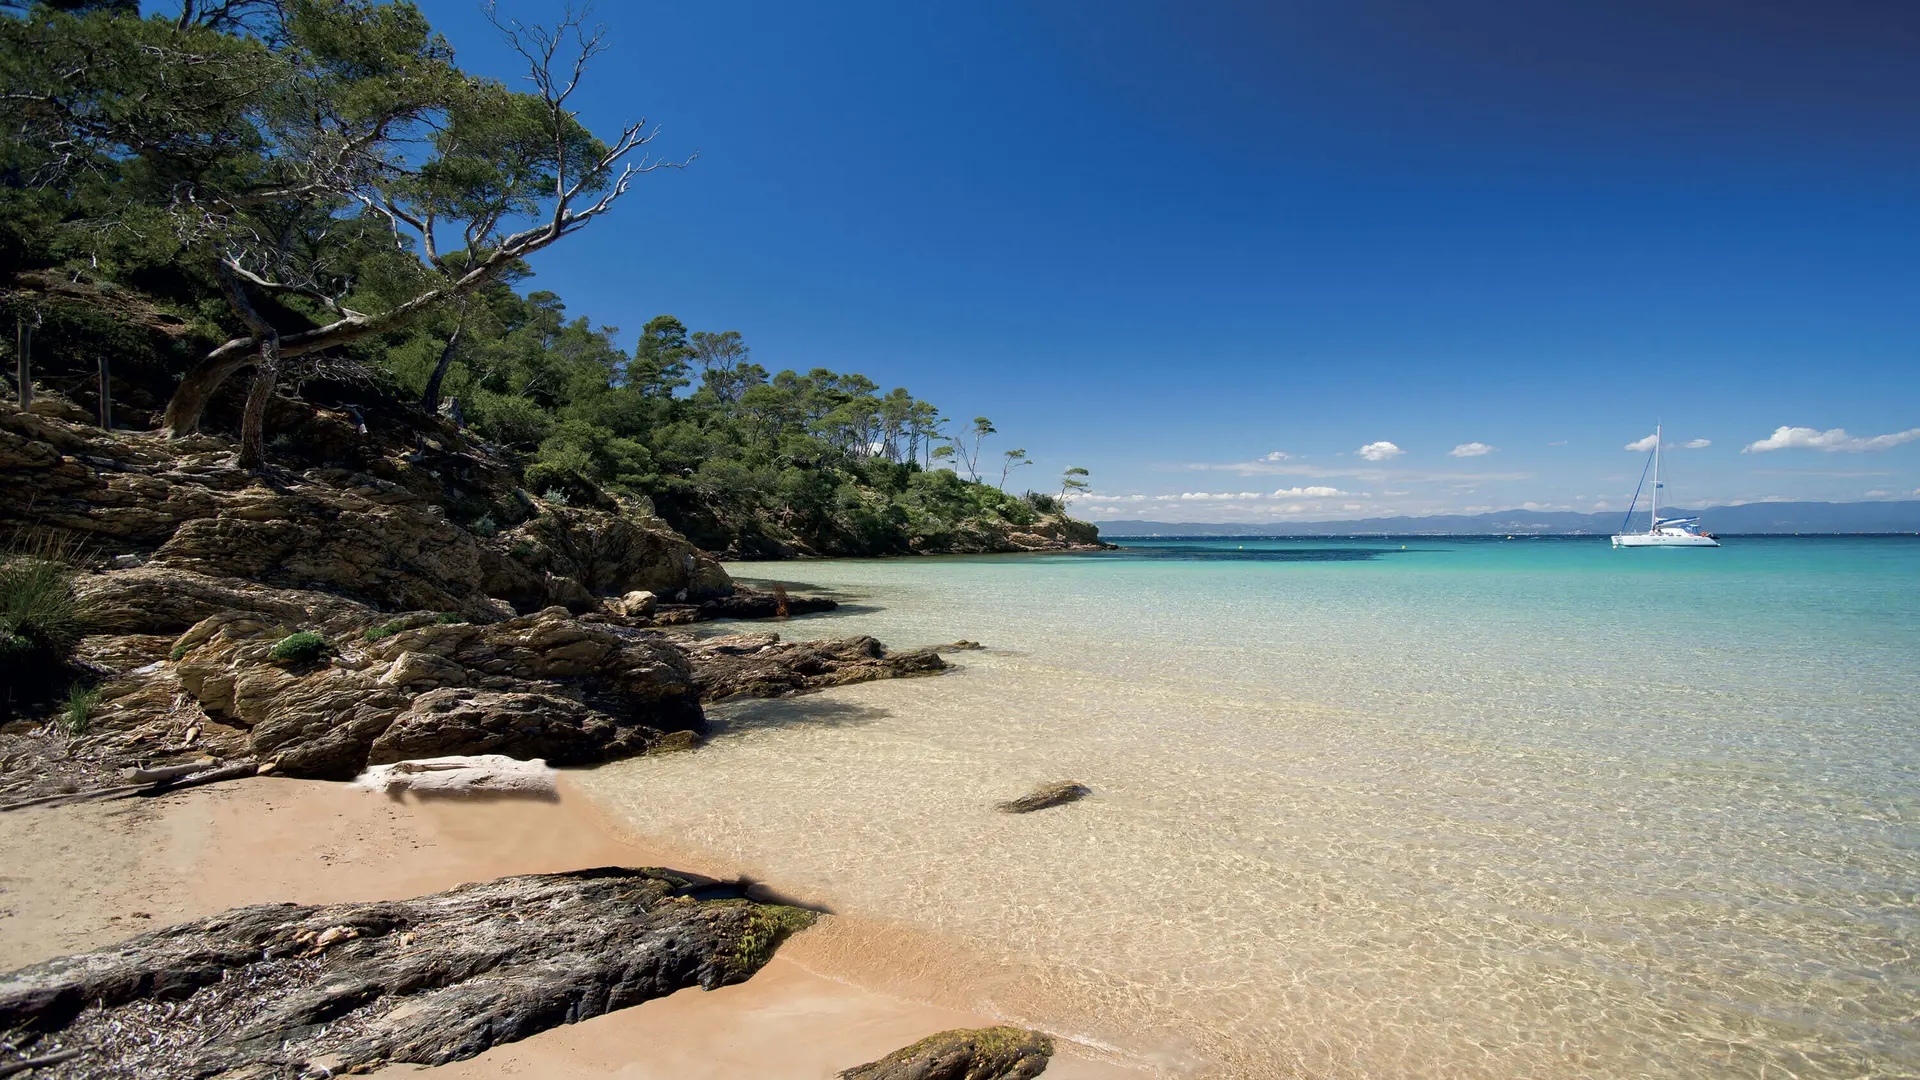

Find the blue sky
[[415, 0, 1920, 522]]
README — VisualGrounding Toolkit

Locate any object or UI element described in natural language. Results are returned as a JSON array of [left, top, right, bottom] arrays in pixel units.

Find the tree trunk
[[14, 316, 30, 411], [234, 332, 279, 470], [97, 354, 112, 429], [420, 310, 466, 414], [162, 351, 255, 437]]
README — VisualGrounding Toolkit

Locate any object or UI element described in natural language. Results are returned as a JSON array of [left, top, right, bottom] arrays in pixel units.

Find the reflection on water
[[581, 538, 1920, 1079]]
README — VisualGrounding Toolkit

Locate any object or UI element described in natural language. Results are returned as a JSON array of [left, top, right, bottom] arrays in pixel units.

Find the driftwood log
[[0, 760, 260, 814]]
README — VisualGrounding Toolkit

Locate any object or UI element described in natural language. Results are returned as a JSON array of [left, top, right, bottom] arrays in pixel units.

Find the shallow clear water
[[579, 536, 1920, 1078]]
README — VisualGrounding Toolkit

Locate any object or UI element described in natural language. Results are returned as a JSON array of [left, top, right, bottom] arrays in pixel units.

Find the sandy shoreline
[[0, 773, 1146, 1079]]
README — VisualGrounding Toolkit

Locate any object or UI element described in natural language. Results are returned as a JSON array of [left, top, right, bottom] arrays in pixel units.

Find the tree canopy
[[0, 0, 1090, 556]]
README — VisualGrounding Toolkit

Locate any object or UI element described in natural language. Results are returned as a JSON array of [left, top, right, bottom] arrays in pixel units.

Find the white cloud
[[1260, 451, 1290, 461], [1449, 442, 1495, 458], [1546, 440, 1568, 447], [1272, 485, 1347, 498], [1683, 438, 1711, 449], [1742, 425, 1920, 454], [1625, 433, 1659, 452], [1341, 503, 1363, 511], [1178, 491, 1265, 501], [1357, 441, 1404, 461]]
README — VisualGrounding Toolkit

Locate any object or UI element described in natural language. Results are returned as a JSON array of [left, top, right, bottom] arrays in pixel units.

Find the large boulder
[[483, 502, 732, 611], [0, 868, 815, 1078], [172, 607, 703, 779]]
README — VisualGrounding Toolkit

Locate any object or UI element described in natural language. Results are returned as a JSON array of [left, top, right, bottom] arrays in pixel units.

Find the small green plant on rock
[[363, 623, 401, 642], [434, 612, 467, 625], [62, 683, 101, 734], [268, 631, 330, 667]]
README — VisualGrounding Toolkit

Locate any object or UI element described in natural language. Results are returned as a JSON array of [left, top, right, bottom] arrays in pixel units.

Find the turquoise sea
[[581, 536, 1919, 1078]]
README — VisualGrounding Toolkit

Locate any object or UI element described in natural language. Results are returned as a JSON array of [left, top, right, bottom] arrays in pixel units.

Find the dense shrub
[[267, 631, 330, 666]]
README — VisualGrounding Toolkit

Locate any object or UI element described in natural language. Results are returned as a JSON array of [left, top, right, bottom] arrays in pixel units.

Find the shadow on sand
[[706, 696, 893, 736]]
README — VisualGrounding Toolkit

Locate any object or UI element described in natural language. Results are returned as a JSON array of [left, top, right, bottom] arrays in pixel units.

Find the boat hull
[[1612, 533, 1720, 548]]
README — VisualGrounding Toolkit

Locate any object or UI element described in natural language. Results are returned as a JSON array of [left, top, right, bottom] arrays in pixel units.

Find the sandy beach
[[0, 773, 1145, 1079]]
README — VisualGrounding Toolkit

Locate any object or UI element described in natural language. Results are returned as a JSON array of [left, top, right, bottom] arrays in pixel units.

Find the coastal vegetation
[[0, 0, 1097, 557]]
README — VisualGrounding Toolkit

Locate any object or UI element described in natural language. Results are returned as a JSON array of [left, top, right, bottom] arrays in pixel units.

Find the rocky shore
[[0, 401, 1126, 1078]]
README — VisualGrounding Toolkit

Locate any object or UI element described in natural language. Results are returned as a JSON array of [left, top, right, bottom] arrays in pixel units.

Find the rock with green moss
[[266, 630, 329, 666], [839, 1026, 1055, 1080], [0, 867, 814, 1078]]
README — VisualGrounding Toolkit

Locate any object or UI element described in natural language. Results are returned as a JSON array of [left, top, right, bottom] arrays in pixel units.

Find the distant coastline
[[1097, 499, 1920, 537]]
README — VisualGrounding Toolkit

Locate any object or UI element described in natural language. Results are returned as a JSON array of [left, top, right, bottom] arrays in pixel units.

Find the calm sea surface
[[579, 536, 1919, 1078]]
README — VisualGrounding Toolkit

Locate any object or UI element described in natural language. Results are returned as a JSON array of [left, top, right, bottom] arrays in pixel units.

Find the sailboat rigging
[[1612, 424, 1720, 548]]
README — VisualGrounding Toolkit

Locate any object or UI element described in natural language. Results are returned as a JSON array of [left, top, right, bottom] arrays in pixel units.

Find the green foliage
[[434, 612, 466, 625], [358, 283, 1063, 554], [0, 542, 86, 662], [267, 630, 329, 666], [0, 1, 1084, 556], [62, 682, 101, 735], [363, 623, 401, 642]]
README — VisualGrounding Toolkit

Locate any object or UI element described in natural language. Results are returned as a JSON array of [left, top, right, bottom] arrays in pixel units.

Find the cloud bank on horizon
[[1742, 426, 1920, 454], [1078, 421, 1920, 523]]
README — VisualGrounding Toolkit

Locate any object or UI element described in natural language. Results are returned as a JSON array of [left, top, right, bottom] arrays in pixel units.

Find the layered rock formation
[[170, 605, 703, 779], [2, 562, 947, 800], [0, 405, 729, 617], [687, 632, 948, 701], [0, 868, 814, 1079]]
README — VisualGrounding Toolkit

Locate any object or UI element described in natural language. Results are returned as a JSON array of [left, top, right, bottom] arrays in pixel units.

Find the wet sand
[[0, 774, 1146, 1079]]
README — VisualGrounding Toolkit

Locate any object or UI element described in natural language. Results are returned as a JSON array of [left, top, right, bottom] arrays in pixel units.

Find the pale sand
[[0, 775, 1146, 1079]]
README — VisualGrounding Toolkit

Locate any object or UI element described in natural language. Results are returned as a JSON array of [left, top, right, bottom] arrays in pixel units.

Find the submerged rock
[[685, 632, 948, 701], [995, 782, 1092, 814], [0, 868, 815, 1079], [839, 1026, 1055, 1080]]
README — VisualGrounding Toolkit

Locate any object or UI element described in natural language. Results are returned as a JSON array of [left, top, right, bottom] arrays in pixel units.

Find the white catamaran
[[1612, 424, 1720, 548]]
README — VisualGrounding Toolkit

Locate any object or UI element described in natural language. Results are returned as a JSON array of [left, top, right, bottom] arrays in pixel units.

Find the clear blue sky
[[415, 0, 1920, 522]]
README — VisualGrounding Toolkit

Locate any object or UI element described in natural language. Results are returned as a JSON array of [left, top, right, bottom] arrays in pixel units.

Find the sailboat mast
[[1650, 423, 1661, 532]]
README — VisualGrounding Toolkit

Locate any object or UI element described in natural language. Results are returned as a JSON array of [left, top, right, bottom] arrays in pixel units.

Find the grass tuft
[[62, 682, 100, 734], [0, 534, 88, 661]]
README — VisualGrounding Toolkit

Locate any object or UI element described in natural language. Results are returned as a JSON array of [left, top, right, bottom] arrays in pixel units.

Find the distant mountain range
[[1095, 500, 1920, 536]]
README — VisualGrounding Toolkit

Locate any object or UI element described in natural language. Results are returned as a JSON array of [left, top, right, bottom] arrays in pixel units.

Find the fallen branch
[[0, 760, 259, 813], [0, 1050, 81, 1078], [123, 760, 216, 784]]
